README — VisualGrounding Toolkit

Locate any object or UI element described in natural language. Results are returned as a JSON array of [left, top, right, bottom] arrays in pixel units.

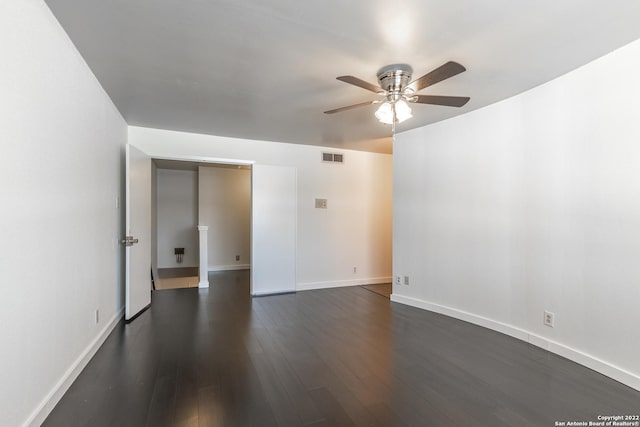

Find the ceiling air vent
[[322, 152, 344, 164]]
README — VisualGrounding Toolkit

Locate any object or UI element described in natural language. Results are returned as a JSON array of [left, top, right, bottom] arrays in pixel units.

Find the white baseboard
[[390, 294, 640, 392], [24, 307, 125, 427], [157, 264, 198, 269], [208, 264, 250, 272], [297, 276, 392, 292], [252, 289, 296, 297]]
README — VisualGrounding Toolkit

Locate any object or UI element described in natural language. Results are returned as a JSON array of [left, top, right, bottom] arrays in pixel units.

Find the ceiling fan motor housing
[[377, 64, 413, 99]]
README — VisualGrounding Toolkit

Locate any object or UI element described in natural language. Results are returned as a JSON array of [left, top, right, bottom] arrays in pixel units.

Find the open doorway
[[152, 159, 251, 290]]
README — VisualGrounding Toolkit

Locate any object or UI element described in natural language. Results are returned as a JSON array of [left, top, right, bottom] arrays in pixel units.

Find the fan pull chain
[[391, 103, 397, 136]]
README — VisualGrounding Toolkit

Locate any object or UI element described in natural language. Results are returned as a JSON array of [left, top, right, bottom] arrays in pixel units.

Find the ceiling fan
[[324, 61, 470, 125]]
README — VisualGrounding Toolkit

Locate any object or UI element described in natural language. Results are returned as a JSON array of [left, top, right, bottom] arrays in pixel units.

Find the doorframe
[[150, 154, 257, 293]]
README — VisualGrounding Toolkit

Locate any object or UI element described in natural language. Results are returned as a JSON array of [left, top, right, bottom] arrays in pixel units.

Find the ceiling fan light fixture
[[375, 100, 412, 124], [394, 99, 412, 123], [375, 101, 394, 124]]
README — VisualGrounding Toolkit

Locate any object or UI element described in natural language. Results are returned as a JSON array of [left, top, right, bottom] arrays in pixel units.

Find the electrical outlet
[[543, 310, 555, 327], [95, 309, 99, 324], [115, 196, 120, 209], [403, 276, 410, 285], [236, 255, 240, 261], [353, 266, 357, 273], [395, 275, 402, 285]]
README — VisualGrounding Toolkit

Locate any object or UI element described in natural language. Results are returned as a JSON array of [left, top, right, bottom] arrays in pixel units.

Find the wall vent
[[322, 152, 344, 163]]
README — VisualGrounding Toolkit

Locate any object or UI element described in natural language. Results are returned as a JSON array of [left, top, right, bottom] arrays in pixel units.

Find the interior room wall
[[0, 2, 127, 426], [392, 37, 640, 390], [129, 127, 393, 289], [198, 165, 251, 270], [156, 168, 198, 268]]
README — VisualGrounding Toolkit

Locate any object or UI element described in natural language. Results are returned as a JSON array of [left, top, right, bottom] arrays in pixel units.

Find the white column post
[[198, 225, 209, 288]]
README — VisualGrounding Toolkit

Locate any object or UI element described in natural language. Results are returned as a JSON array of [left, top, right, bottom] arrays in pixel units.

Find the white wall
[[198, 166, 251, 270], [0, 1, 127, 426], [129, 127, 393, 289], [393, 38, 640, 390], [156, 168, 198, 268]]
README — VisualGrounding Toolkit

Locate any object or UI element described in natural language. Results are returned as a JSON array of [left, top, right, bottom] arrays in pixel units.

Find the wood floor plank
[[308, 387, 357, 427]]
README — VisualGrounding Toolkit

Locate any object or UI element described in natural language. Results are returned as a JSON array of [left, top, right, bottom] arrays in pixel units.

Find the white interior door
[[251, 164, 297, 296], [125, 144, 152, 320]]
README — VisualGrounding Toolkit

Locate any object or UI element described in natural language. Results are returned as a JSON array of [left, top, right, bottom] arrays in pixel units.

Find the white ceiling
[[45, 0, 640, 153]]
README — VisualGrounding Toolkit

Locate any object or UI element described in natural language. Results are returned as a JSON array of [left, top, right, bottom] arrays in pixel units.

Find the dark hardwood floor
[[44, 270, 640, 426], [157, 267, 199, 279], [360, 283, 392, 299]]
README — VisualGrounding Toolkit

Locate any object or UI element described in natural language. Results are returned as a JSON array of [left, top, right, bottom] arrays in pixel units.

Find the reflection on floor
[[361, 283, 392, 298], [156, 267, 199, 290]]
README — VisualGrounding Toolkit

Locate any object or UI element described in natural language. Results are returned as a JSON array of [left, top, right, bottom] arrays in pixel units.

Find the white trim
[[198, 226, 209, 288], [24, 307, 125, 427], [208, 264, 251, 272], [252, 289, 295, 297], [390, 294, 640, 392], [297, 276, 392, 292], [150, 154, 254, 166]]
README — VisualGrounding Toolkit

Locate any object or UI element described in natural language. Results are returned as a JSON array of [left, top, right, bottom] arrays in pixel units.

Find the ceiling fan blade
[[324, 100, 378, 114], [407, 61, 466, 92], [336, 76, 383, 94], [411, 95, 470, 107]]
